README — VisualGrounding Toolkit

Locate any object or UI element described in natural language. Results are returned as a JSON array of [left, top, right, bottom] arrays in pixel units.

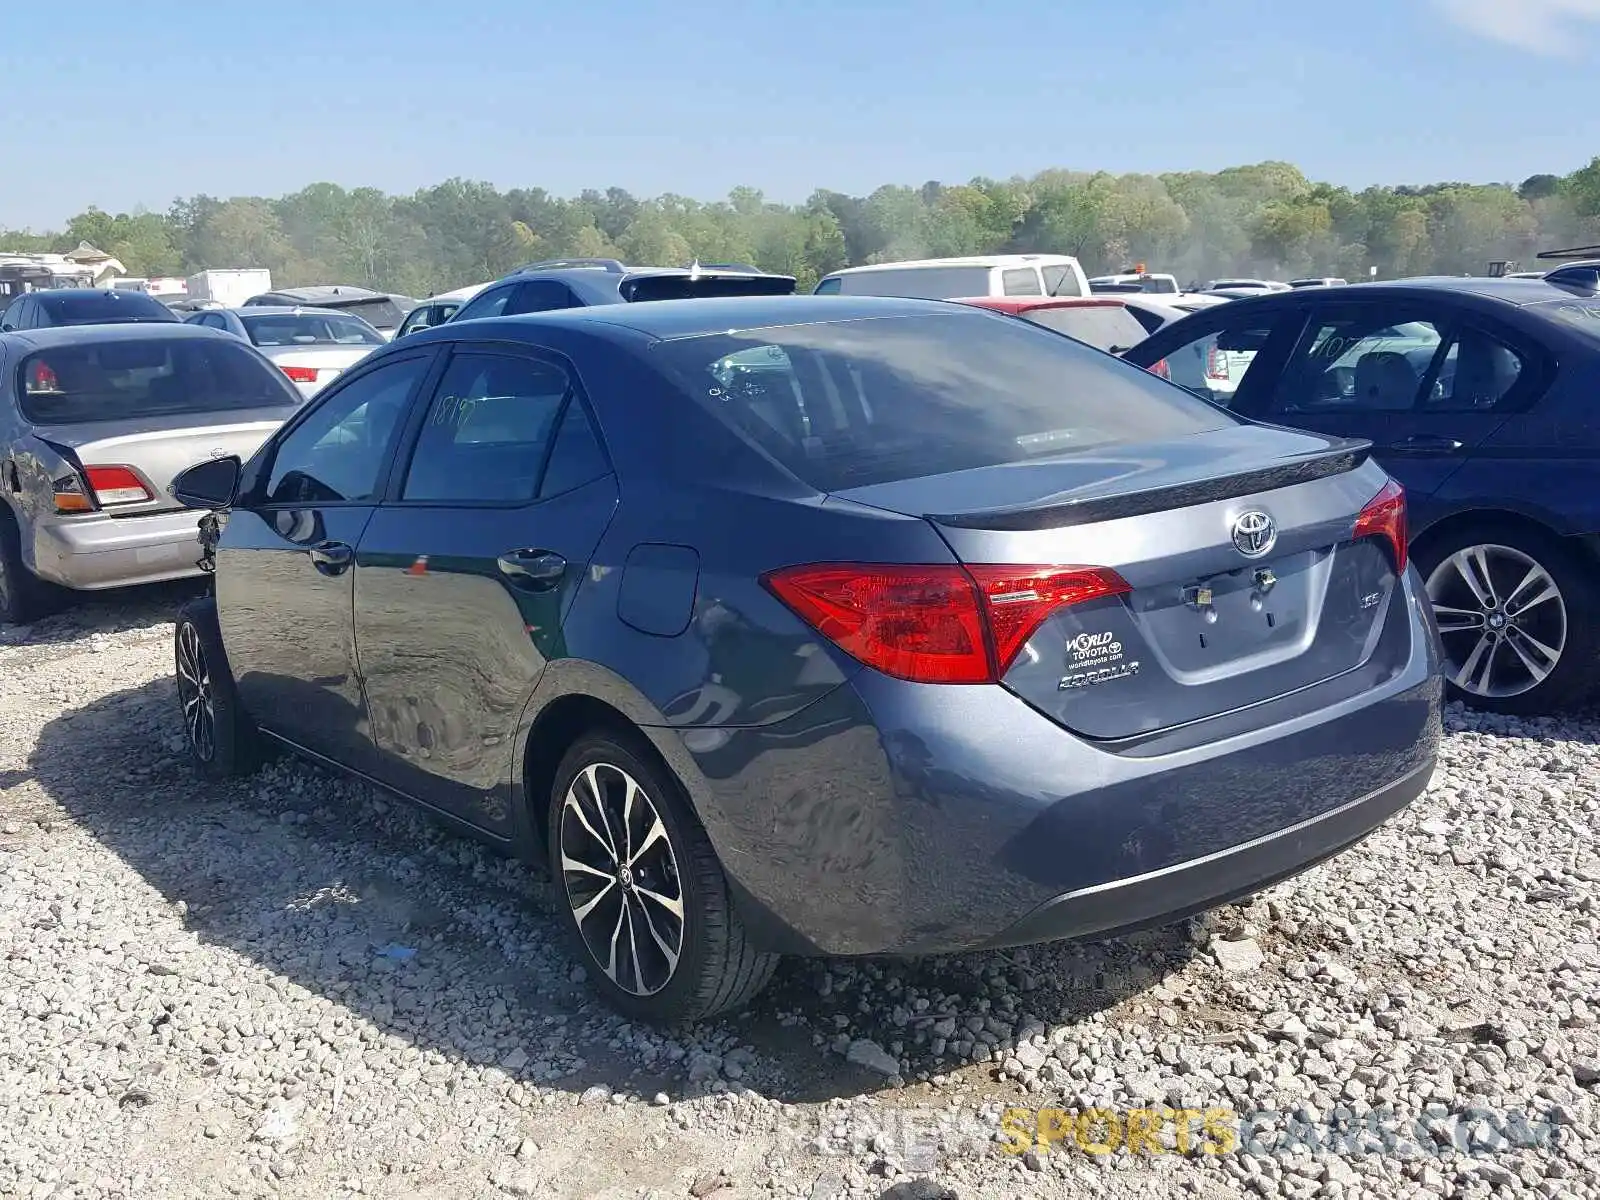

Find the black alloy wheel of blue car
[[173, 599, 263, 779]]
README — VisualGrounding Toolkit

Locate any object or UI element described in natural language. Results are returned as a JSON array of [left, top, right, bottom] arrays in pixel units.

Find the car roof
[[256, 285, 385, 302], [823, 254, 1081, 277], [20, 288, 168, 302], [0, 322, 231, 351], [953, 296, 1130, 314], [1216, 276, 1586, 307], [414, 294, 963, 343]]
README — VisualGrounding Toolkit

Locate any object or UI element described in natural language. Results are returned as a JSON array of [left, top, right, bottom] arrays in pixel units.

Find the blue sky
[[7, 0, 1599, 230]]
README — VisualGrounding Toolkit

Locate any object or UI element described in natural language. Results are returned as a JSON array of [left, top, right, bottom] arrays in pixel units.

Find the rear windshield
[[1018, 306, 1150, 353], [621, 274, 795, 302], [834, 267, 991, 299], [18, 338, 298, 424], [243, 312, 385, 346], [654, 313, 1232, 491], [321, 297, 404, 329], [37, 292, 177, 325]]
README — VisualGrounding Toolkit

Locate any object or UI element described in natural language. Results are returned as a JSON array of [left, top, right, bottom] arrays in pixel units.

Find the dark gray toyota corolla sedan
[[167, 294, 1443, 1023]]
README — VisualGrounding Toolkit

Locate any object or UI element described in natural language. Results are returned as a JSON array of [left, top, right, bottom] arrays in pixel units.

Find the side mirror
[[171, 455, 242, 510]]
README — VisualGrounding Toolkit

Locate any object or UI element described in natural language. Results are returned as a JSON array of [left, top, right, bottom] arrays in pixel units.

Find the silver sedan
[[183, 305, 385, 398]]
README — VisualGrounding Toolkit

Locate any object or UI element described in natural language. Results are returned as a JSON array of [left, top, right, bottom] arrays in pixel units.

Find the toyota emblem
[[1231, 510, 1277, 559]]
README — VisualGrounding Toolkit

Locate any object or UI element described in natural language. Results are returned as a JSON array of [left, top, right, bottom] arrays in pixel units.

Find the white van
[[813, 254, 1090, 300]]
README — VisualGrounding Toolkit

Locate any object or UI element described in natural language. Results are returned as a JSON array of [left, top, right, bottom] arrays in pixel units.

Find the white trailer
[[185, 268, 272, 308]]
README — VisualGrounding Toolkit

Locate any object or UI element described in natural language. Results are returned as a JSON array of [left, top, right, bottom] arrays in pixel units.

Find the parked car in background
[[0, 324, 302, 621], [1114, 292, 1229, 336], [1203, 278, 1290, 293], [242, 286, 417, 339], [393, 283, 491, 339], [1089, 272, 1181, 295], [953, 296, 1152, 353], [449, 259, 796, 323], [164, 297, 225, 314], [813, 254, 1091, 300], [1124, 277, 1600, 715], [1289, 278, 1349, 289], [183, 306, 386, 397], [1, 288, 181, 332], [165, 293, 1439, 1022]]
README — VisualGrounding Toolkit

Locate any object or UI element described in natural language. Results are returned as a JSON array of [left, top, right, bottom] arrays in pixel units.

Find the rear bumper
[[979, 758, 1433, 950], [29, 509, 207, 590], [670, 567, 1443, 958]]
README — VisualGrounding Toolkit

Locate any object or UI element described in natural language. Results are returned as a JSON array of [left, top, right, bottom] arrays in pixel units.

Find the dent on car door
[[354, 347, 618, 834], [215, 350, 437, 771]]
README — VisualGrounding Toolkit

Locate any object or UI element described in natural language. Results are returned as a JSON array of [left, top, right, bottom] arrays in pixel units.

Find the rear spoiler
[[1536, 243, 1600, 261], [927, 439, 1372, 531]]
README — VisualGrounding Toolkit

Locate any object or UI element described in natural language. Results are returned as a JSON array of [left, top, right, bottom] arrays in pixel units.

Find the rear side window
[[813, 277, 842, 295], [36, 292, 176, 325], [1002, 268, 1043, 296], [18, 338, 299, 424], [1019, 306, 1149, 352], [505, 281, 579, 315], [243, 313, 385, 346], [834, 267, 991, 299], [654, 313, 1232, 491]]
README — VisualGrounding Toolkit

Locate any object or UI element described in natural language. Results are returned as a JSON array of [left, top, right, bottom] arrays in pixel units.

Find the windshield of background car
[[37, 292, 177, 324], [18, 337, 298, 424], [653, 313, 1232, 491], [833, 267, 991, 299], [243, 312, 386, 346], [1019, 305, 1150, 351]]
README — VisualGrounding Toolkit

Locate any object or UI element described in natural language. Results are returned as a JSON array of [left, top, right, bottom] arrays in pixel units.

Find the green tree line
[[6, 158, 1600, 297]]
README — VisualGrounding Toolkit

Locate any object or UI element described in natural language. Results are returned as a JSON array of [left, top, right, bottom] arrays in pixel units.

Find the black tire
[[547, 730, 779, 1023], [174, 598, 262, 779], [1414, 522, 1600, 716], [0, 511, 61, 625]]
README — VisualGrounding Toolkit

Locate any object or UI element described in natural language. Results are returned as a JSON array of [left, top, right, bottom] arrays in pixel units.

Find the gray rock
[[1212, 937, 1265, 974], [845, 1039, 902, 1078]]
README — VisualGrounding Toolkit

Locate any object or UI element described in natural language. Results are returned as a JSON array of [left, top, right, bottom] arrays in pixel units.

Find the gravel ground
[[2, 584, 1598, 1200]]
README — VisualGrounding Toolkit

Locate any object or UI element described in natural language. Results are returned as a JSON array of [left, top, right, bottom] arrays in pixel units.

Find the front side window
[[18, 337, 299, 424], [402, 353, 574, 503], [262, 356, 427, 504], [1274, 311, 1446, 414], [656, 312, 1232, 492], [453, 285, 516, 322]]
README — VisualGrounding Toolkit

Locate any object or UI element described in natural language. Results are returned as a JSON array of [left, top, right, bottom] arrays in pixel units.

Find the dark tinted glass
[[402, 354, 571, 502], [505, 281, 577, 315], [264, 357, 425, 503], [326, 297, 404, 329], [538, 399, 610, 497], [453, 286, 515, 322], [36, 291, 177, 325], [655, 313, 1233, 491], [18, 338, 299, 424], [1020, 306, 1150, 352]]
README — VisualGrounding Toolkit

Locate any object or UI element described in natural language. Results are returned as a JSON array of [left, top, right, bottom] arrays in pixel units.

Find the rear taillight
[[1354, 479, 1407, 573], [29, 361, 59, 392], [1204, 345, 1227, 381], [84, 465, 154, 507], [762, 563, 1130, 684], [281, 365, 319, 384], [1148, 359, 1171, 380]]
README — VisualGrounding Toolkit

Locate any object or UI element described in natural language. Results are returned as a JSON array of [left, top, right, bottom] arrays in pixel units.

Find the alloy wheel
[[176, 623, 217, 762], [558, 762, 685, 996], [1425, 543, 1567, 700]]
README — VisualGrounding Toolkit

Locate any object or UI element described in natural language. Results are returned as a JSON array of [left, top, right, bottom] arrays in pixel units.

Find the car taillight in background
[[28, 361, 59, 393], [281, 365, 319, 384], [1148, 359, 1171, 380], [1354, 479, 1408, 573], [762, 563, 1131, 684], [53, 464, 154, 513]]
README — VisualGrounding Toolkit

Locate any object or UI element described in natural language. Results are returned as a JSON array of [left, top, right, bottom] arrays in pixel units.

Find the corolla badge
[[1231, 510, 1277, 559]]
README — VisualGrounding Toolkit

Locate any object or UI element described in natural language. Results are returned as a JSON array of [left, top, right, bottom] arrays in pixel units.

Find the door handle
[[497, 548, 567, 592], [308, 541, 354, 576], [1384, 434, 1464, 455]]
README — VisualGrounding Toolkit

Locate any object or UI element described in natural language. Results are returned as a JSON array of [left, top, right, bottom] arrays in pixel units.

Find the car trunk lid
[[34, 408, 294, 516], [832, 424, 1405, 739]]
